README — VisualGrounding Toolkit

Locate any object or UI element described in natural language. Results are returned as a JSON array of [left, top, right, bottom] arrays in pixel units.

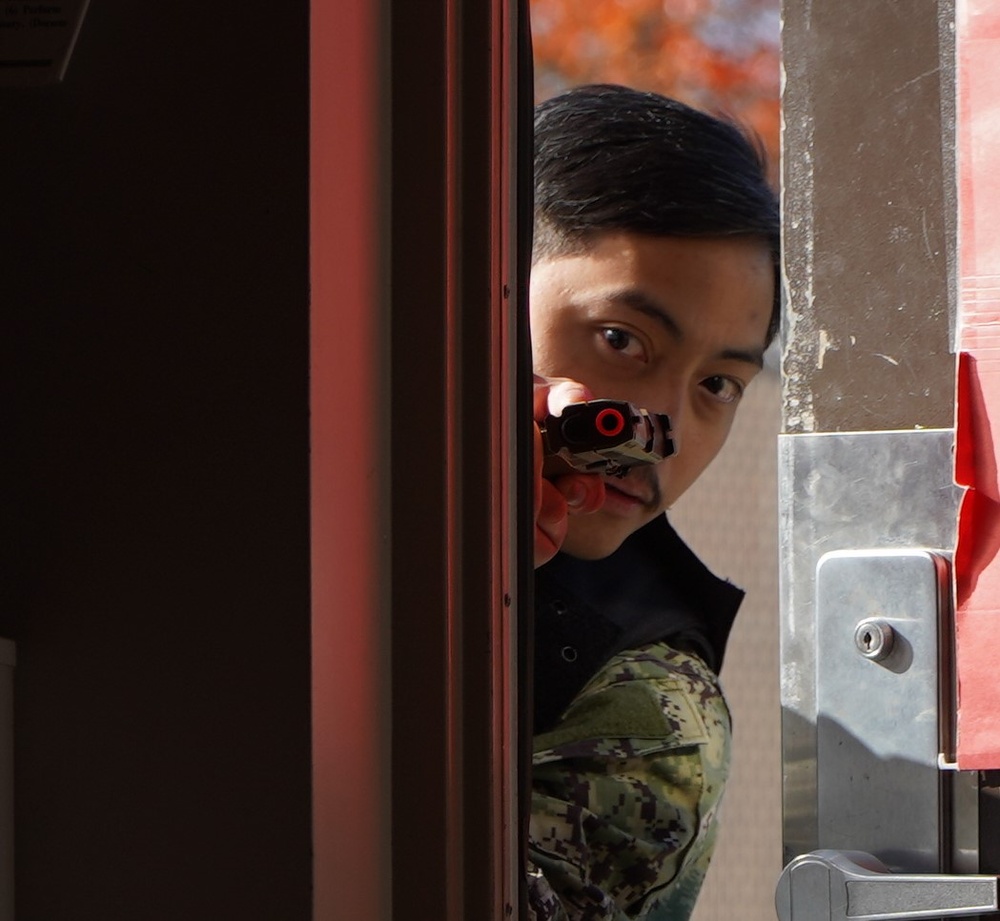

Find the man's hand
[[534, 376, 606, 567]]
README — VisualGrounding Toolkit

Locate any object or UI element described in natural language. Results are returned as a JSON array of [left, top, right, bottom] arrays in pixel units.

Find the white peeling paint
[[816, 328, 837, 370]]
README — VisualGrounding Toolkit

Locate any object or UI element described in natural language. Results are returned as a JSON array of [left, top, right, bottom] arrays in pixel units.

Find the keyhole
[[854, 618, 895, 661]]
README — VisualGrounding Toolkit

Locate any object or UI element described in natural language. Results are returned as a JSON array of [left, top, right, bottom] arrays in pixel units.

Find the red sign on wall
[[954, 0, 1000, 770]]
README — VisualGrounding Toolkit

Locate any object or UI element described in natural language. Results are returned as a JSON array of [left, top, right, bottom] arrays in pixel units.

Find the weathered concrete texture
[[782, 0, 956, 433]]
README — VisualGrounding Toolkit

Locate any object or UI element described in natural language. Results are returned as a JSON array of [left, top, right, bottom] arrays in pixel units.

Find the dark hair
[[534, 84, 781, 345]]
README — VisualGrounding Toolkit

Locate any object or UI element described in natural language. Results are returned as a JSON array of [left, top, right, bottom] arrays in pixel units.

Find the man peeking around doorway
[[528, 85, 779, 921]]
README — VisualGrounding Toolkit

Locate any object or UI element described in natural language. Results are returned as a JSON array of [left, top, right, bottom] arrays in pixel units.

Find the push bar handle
[[775, 851, 999, 921]]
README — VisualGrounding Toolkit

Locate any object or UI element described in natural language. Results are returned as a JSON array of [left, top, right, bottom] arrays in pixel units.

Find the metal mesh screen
[[671, 369, 782, 921]]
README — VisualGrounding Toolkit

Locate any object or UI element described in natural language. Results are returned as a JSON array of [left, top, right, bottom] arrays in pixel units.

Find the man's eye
[[702, 375, 743, 404], [600, 327, 644, 359]]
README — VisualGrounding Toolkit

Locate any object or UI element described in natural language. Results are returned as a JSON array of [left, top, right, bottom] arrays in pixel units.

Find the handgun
[[540, 399, 674, 479]]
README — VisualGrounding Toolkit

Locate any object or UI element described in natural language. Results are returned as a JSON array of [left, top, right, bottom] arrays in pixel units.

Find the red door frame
[[310, 2, 522, 918]]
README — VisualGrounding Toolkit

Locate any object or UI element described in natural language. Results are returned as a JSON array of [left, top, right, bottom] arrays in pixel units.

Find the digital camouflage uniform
[[529, 517, 740, 921]]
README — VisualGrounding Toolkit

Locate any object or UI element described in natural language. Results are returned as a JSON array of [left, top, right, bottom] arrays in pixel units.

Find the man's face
[[530, 232, 775, 560]]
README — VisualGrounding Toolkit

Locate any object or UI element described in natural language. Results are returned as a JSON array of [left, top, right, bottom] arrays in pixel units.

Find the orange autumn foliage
[[531, 0, 780, 170]]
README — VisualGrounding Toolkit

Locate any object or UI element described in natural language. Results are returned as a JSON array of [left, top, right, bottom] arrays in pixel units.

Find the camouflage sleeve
[[527, 643, 731, 921]]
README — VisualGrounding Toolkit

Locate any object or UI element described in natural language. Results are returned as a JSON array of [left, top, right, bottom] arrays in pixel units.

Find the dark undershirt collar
[[532, 514, 743, 731]]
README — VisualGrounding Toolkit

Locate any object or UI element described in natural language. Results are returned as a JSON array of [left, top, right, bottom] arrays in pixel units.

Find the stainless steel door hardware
[[775, 850, 998, 921], [779, 430, 963, 864], [815, 549, 963, 872], [853, 618, 895, 662]]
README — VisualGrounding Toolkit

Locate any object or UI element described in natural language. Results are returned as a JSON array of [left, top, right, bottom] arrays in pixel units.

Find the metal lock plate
[[815, 550, 950, 872]]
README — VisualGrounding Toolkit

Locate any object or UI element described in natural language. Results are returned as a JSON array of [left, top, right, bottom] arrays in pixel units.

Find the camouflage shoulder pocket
[[533, 675, 710, 765]]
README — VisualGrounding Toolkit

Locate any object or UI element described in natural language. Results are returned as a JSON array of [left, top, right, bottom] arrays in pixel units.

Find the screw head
[[854, 618, 895, 661]]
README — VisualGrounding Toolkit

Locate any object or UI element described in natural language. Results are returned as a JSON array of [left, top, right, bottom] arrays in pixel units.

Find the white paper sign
[[0, 0, 89, 85]]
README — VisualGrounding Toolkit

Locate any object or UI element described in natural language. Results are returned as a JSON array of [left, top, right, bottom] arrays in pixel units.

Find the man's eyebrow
[[608, 288, 765, 370], [609, 289, 684, 341]]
